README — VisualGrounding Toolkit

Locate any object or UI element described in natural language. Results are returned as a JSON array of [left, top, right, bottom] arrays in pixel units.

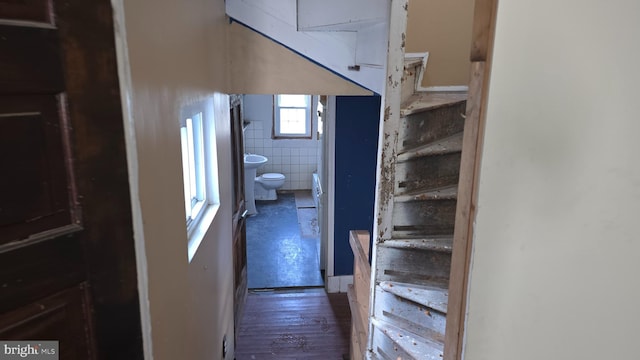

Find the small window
[[273, 94, 312, 138], [179, 100, 220, 262], [180, 112, 206, 226]]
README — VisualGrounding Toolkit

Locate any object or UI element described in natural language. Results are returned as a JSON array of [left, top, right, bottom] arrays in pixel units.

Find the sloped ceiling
[[227, 22, 372, 96]]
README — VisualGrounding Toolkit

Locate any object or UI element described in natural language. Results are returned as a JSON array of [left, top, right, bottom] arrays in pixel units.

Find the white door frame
[[323, 95, 336, 281], [322, 95, 353, 293]]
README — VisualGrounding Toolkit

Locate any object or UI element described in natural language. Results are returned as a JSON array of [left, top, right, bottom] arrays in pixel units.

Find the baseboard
[[327, 275, 354, 293]]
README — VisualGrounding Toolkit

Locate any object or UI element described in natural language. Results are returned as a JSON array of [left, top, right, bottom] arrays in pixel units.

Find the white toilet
[[254, 173, 285, 200]]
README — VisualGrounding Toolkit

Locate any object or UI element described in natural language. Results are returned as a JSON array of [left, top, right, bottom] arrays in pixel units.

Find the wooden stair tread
[[381, 236, 453, 253], [379, 281, 448, 314], [401, 91, 467, 117], [373, 318, 444, 360], [398, 132, 463, 162], [395, 185, 457, 202]]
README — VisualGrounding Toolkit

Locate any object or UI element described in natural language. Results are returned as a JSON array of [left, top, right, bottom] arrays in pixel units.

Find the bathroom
[[242, 94, 325, 289]]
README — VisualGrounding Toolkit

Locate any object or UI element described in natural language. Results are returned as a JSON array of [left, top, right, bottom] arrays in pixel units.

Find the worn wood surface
[[392, 199, 457, 236], [470, 0, 498, 62], [396, 152, 462, 195], [445, 0, 497, 352], [375, 284, 446, 344], [444, 60, 490, 360], [399, 101, 465, 152], [349, 230, 371, 359], [376, 243, 451, 288], [402, 58, 422, 104], [444, 3, 498, 360], [373, 0, 408, 243], [400, 92, 467, 117], [235, 291, 351, 360], [347, 285, 366, 360], [371, 318, 443, 360], [397, 133, 463, 163]]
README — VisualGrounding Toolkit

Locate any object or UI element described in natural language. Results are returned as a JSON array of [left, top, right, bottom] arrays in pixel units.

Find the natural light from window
[[274, 94, 312, 138], [179, 100, 220, 262], [180, 113, 206, 225]]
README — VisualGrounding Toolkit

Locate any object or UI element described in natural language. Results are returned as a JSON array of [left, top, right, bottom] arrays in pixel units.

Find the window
[[179, 100, 220, 262], [180, 112, 206, 226], [273, 94, 312, 138]]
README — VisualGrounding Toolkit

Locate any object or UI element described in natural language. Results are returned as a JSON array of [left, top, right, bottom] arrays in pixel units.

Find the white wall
[[464, 1, 640, 360], [243, 94, 320, 190], [114, 0, 235, 359]]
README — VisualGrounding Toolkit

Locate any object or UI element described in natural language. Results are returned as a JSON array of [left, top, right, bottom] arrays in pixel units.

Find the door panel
[[0, 95, 77, 245], [0, 237, 84, 314], [229, 94, 247, 341], [0, 283, 94, 360], [0, 25, 64, 94], [0, 0, 54, 23], [0, 1, 143, 359]]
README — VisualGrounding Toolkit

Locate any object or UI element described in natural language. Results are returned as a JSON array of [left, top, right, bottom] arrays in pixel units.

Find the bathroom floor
[[246, 191, 324, 289]]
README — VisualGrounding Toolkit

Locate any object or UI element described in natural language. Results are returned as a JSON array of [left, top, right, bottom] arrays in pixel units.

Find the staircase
[[367, 59, 467, 359]]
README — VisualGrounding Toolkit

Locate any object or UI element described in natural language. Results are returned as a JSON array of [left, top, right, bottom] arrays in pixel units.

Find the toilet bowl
[[254, 173, 285, 201]]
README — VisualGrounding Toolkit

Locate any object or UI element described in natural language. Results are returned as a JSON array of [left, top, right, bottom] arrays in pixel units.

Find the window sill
[[187, 203, 220, 263]]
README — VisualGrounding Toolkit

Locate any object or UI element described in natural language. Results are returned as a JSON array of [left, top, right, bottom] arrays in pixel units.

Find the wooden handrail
[[348, 230, 371, 360], [349, 230, 371, 278]]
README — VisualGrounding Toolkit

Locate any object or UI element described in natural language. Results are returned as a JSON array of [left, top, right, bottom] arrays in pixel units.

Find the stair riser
[[396, 152, 462, 194], [376, 246, 451, 288], [400, 101, 466, 151], [392, 199, 457, 236], [375, 287, 446, 343]]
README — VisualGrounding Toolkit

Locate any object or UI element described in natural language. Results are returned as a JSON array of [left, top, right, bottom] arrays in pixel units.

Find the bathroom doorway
[[242, 94, 327, 289]]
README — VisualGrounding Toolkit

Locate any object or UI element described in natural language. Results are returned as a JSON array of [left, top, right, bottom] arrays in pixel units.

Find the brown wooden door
[[0, 1, 143, 359], [229, 94, 247, 340]]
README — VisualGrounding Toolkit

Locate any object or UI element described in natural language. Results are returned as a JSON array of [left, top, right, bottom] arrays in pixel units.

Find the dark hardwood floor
[[235, 289, 351, 359]]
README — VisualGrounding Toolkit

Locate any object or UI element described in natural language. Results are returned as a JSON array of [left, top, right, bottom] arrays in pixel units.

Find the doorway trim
[[111, 0, 153, 358], [444, 0, 498, 359], [324, 95, 336, 285]]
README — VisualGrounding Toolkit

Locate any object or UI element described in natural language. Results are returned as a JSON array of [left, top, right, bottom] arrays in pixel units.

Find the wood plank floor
[[235, 290, 351, 360]]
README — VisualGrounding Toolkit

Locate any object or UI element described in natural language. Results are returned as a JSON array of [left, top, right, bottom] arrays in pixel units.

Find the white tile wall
[[243, 94, 320, 190]]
